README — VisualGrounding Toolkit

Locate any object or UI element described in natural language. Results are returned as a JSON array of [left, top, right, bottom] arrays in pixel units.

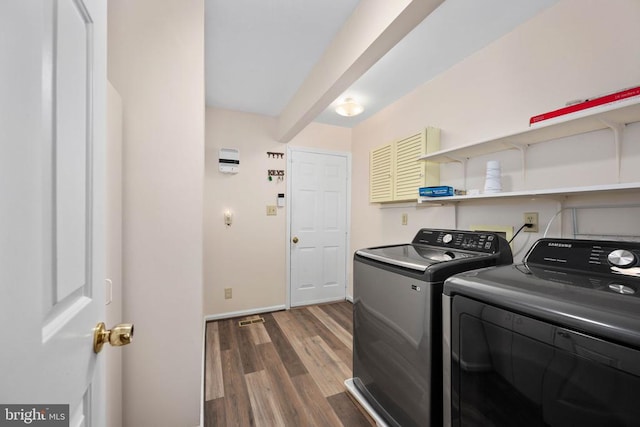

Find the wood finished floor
[[204, 301, 374, 427]]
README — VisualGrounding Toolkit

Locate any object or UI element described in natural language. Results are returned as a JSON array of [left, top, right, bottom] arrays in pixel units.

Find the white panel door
[[290, 149, 348, 307], [0, 0, 107, 425]]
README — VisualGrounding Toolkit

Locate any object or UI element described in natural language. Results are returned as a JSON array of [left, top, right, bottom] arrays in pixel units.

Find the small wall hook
[[267, 152, 284, 159]]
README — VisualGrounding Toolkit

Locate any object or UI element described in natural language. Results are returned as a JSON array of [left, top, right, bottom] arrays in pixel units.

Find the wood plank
[[204, 397, 226, 427], [308, 305, 352, 350], [270, 309, 303, 342], [221, 349, 254, 426], [328, 392, 376, 427], [261, 312, 308, 377], [290, 374, 344, 427], [300, 335, 352, 396], [236, 314, 271, 346], [319, 302, 353, 334], [218, 318, 233, 351], [292, 307, 352, 368], [205, 322, 224, 400], [244, 369, 287, 427], [334, 301, 355, 323], [288, 307, 335, 342], [247, 321, 271, 345], [256, 342, 312, 426], [233, 318, 263, 374], [273, 311, 351, 397]]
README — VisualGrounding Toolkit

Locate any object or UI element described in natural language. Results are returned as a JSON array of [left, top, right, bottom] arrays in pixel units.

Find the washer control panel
[[412, 229, 502, 253]]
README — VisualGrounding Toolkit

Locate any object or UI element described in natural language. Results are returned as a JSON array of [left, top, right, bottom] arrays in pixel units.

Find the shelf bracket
[[600, 119, 624, 183], [506, 143, 528, 183], [447, 155, 466, 163]]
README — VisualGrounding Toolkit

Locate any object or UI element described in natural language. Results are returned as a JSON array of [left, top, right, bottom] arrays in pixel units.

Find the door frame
[[286, 146, 352, 309]]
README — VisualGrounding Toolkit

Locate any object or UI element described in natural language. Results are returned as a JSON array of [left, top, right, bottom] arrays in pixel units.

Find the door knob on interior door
[[93, 322, 134, 353], [292, 236, 299, 244]]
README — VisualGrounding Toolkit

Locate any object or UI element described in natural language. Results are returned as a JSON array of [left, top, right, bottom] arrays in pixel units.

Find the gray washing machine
[[347, 228, 513, 427], [443, 238, 640, 426]]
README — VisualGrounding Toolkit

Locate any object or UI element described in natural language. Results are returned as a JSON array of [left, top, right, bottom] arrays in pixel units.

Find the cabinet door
[[369, 127, 440, 203], [369, 144, 393, 202], [394, 130, 426, 201], [393, 127, 440, 201], [423, 126, 441, 190]]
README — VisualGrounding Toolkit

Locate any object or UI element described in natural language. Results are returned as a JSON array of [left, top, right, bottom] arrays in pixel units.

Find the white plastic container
[[484, 160, 502, 193]]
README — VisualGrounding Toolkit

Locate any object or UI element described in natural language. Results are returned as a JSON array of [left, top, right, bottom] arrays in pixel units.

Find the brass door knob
[[93, 322, 134, 353], [292, 236, 299, 244]]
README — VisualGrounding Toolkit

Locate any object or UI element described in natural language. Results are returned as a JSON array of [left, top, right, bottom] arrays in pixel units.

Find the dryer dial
[[608, 283, 636, 295]]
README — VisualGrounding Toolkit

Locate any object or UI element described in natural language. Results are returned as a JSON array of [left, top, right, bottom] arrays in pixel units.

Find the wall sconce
[[335, 98, 364, 117], [224, 210, 232, 226]]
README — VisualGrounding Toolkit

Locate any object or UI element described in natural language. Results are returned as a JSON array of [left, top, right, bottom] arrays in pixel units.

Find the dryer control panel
[[525, 238, 640, 279]]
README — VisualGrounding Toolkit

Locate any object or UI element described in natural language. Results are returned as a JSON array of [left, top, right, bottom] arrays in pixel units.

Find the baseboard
[[204, 304, 286, 322], [346, 294, 354, 303], [199, 313, 208, 427]]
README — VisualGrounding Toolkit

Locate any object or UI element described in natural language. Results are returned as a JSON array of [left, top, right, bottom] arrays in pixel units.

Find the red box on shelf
[[530, 86, 640, 126]]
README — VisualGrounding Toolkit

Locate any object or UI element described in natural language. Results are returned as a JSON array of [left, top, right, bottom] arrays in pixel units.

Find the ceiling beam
[[275, 0, 444, 142]]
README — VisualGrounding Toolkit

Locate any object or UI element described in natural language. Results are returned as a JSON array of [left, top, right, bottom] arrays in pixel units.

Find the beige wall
[[351, 0, 640, 290], [204, 108, 351, 316], [106, 82, 123, 427], [107, 1, 204, 426]]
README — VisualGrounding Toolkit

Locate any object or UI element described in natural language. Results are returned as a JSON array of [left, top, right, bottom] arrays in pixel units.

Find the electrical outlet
[[524, 212, 539, 232], [266, 205, 277, 216], [224, 288, 232, 299], [401, 213, 408, 226]]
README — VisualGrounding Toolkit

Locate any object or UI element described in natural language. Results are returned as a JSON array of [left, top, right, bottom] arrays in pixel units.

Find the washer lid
[[356, 244, 476, 272]]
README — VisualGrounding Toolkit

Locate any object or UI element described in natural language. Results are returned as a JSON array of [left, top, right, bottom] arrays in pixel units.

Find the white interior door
[[289, 149, 349, 307], [0, 0, 107, 425]]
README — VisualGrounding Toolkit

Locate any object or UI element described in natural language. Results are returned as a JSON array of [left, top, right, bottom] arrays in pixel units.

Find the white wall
[[351, 0, 640, 292], [204, 108, 351, 316], [107, 1, 204, 426]]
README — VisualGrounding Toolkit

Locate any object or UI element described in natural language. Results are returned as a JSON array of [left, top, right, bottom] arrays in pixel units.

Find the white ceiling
[[205, 0, 559, 129]]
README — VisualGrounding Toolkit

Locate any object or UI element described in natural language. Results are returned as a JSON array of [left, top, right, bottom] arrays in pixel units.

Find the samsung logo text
[[548, 242, 572, 248]]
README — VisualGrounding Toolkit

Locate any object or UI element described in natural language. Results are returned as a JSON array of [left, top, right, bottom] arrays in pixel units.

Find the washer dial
[[442, 234, 453, 244], [607, 249, 636, 268]]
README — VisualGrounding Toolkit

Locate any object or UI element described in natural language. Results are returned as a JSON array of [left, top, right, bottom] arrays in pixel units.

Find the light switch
[[266, 205, 277, 216]]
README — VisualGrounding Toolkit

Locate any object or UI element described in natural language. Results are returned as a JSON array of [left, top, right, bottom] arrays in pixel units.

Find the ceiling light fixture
[[335, 98, 364, 117]]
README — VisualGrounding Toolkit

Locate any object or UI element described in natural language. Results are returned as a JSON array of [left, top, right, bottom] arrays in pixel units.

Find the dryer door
[[450, 295, 640, 427]]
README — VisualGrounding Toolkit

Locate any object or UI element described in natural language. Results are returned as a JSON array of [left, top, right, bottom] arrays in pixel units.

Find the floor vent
[[238, 317, 265, 327]]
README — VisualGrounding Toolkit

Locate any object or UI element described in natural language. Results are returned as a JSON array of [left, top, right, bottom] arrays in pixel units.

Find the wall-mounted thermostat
[[219, 148, 239, 174]]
